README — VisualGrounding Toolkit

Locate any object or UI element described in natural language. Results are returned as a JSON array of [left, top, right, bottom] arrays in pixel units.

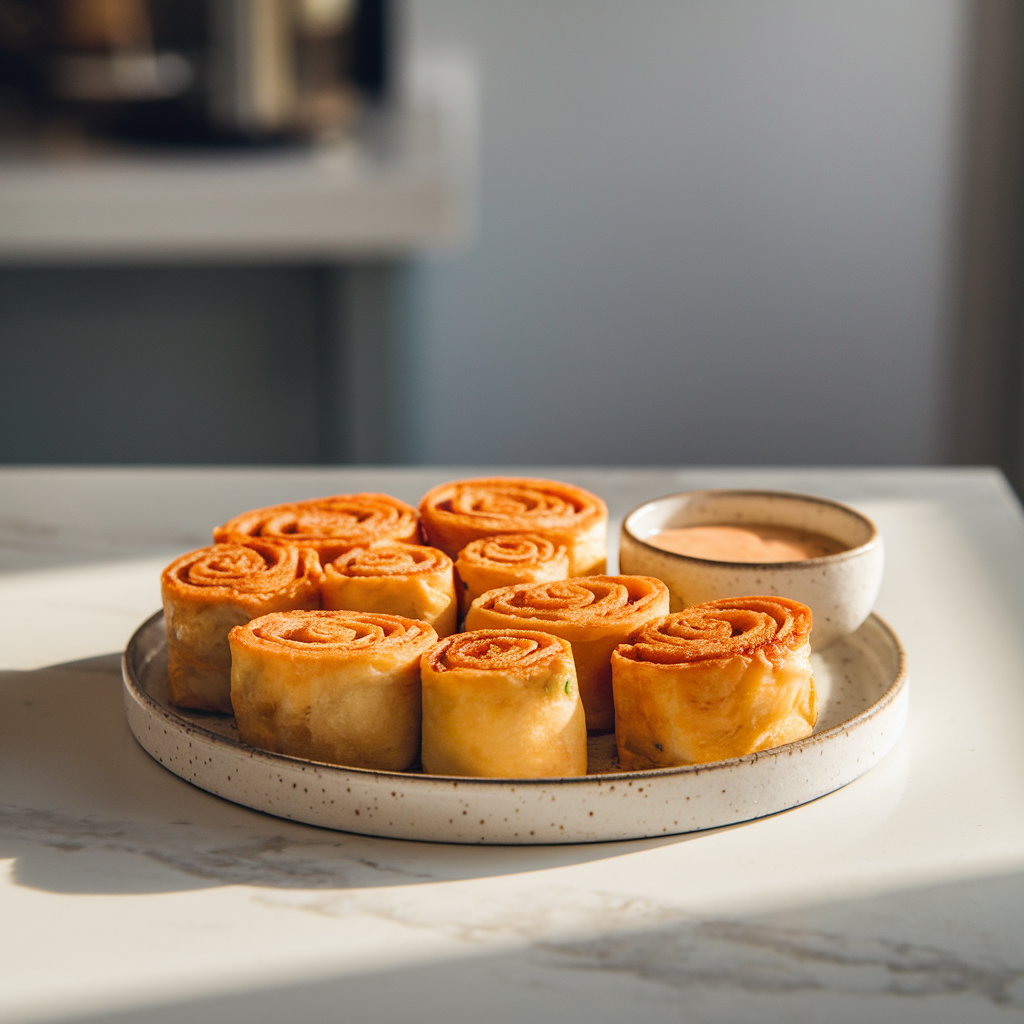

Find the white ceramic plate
[[122, 611, 908, 845]]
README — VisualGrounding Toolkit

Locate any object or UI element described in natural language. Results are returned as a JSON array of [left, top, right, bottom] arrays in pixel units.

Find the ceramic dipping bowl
[[619, 490, 884, 649]]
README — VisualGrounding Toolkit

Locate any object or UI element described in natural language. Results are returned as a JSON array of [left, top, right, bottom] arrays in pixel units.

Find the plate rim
[[122, 608, 908, 787]]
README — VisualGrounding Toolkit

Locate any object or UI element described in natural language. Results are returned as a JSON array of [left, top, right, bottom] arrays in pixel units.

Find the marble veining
[[0, 803, 432, 890], [541, 918, 1024, 1007]]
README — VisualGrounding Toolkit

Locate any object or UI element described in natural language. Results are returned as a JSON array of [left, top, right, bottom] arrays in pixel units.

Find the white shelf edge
[[0, 54, 477, 261]]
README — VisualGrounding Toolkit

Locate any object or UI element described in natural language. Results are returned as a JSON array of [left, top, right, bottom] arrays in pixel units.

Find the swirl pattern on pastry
[[428, 628, 558, 668], [612, 596, 817, 769], [322, 543, 458, 637], [214, 493, 421, 562], [230, 609, 437, 771], [419, 477, 607, 576], [464, 575, 670, 730], [421, 629, 586, 777], [454, 533, 569, 616], [622, 596, 811, 662], [161, 540, 322, 713]]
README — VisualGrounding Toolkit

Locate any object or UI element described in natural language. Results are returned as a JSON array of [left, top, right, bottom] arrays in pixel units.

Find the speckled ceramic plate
[[122, 610, 907, 845]]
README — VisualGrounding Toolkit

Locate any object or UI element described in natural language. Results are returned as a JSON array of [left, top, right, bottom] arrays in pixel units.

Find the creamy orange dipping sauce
[[647, 524, 846, 563]]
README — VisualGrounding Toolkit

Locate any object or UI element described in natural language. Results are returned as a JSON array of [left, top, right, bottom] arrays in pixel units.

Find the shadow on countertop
[[40, 865, 1024, 1023]]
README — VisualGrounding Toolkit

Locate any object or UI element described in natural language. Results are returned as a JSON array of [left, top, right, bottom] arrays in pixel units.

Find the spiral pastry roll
[[229, 610, 437, 771], [214, 493, 421, 563], [464, 575, 670, 731], [322, 543, 458, 638], [419, 477, 608, 576], [421, 629, 586, 777], [161, 541, 322, 714], [612, 596, 817, 769], [455, 533, 570, 616]]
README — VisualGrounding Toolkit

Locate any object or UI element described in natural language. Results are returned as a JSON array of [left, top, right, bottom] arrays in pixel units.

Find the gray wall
[[0, 1, 968, 467], [406, 0, 967, 466]]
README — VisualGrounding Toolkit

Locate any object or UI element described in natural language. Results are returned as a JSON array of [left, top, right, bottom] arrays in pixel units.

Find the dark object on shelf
[[350, 0, 389, 103], [0, 0, 394, 149]]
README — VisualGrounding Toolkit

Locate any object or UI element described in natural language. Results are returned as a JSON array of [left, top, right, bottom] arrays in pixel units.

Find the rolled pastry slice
[[161, 540, 322, 713], [229, 609, 437, 771], [464, 575, 670, 731], [419, 477, 608, 576], [214, 493, 421, 563], [322, 543, 458, 638], [454, 532, 569, 617], [612, 596, 817, 769], [421, 629, 587, 778]]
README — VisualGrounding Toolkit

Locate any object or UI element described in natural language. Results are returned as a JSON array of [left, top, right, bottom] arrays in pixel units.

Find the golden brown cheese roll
[[322, 543, 458, 638], [421, 629, 586, 777], [455, 533, 569, 616], [612, 596, 817, 769], [419, 477, 607, 576], [229, 609, 437, 771], [214, 493, 421, 563], [161, 541, 322, 714], [464, 575, 670, 731]]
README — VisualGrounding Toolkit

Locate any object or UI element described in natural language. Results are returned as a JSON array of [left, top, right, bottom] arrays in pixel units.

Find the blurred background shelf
[[0, 56, 475, 260], [4, 1, 1024, 491]]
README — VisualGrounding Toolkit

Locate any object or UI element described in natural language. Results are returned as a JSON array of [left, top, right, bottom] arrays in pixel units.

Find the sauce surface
[[647, 524, 846, 563]]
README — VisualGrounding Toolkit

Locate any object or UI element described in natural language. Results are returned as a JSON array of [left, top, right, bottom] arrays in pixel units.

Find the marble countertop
[[1, 466, 1023, 1024]]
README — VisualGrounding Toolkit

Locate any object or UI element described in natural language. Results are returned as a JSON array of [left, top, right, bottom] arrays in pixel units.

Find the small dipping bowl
[[619, 490, 884, 649]]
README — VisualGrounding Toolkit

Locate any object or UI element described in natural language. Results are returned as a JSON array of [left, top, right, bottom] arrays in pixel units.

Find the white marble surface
[[1, 466, 1023, 1023]]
